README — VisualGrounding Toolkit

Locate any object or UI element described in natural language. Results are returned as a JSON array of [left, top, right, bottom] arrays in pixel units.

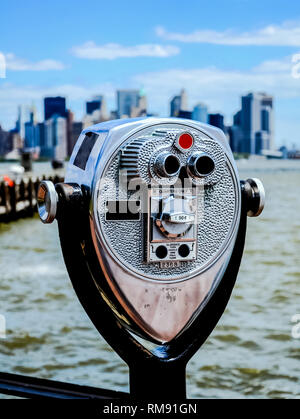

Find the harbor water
[[0, 160, 300, 398]]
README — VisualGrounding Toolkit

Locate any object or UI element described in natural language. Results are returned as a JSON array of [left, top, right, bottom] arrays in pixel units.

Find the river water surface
[[0, 160, 300, 398]]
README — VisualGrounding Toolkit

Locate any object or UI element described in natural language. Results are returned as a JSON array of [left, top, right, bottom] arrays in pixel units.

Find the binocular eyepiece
[[153, 151, 215, 180], [37, 117, 265, 347], [154, 152, 181, 178]]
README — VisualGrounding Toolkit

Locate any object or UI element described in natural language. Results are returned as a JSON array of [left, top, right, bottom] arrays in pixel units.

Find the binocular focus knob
[[243, 178, 265, 217], [37, 181, 84, 224], [37, 181, 58, 224]]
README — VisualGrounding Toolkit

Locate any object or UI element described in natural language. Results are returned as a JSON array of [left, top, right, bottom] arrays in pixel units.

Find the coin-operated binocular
[[37, 118, 265, 399]]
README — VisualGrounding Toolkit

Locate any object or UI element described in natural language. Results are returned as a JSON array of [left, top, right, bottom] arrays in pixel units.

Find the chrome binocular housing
[[38, 117, 265, 345]]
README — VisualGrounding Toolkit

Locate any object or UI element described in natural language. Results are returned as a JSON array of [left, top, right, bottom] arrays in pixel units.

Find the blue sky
[[1, 0, 300, 146]]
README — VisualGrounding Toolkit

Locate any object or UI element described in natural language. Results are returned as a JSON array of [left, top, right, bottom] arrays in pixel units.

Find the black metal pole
[[129, 359, 187, 399]]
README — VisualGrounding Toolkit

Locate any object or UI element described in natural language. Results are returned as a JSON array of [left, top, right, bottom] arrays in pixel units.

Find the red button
[[178, 133, 193, 150]]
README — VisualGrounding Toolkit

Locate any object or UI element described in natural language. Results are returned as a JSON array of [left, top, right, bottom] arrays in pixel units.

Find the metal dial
[[155, 195, 195, 238]]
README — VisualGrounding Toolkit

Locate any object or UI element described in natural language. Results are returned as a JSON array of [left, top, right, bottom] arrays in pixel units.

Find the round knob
[[37, 181, 58, 224], [244, 178, 265, 217], [155, 196, 195, 238]]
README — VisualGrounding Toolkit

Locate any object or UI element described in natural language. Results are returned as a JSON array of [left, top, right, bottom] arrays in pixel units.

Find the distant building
[[86, 99, 100, 115], [287, 149, 300, 159], [42, 119, 54, 158], [55, 116, 68, 160], [255, 131, 270, 155], [15, 105, 31, 141], [44, 115, 67, 160], [192, 103, 208, 123], [240, 92, 274, 154], [170, 89, 188, 117], [177, 110, 192, 119], [37, 123, 46, 156], [170, 95, 181, 117], [130, 91, 147, 118], [86, 95, 108, 120], [229, 92, 274, 154], [44, 97, 67, 121], [109, 110, 118, 120], [179, 89, 188, 111], [0, 125, 22, 158], [228, 125, 243, 153], [228, 111, 243, 153], [24, 107, 39, 151], [116, 89, 147, 118], [0, 125, 10, 155], [117, 90, 140, 118], [208, 113, 224, 131], [233, 110, 241, 126]]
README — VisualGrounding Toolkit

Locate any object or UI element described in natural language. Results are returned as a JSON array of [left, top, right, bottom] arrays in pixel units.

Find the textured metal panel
[[119, 128, 225, 186], [94, 125, 239, 282]]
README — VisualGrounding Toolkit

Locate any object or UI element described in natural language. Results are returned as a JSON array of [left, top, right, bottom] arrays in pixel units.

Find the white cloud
[[156, 20, 300, 46], [133, 59, 299, 114], [71, 41, 180, 59], [132, 55, 300, 144], [5, 53, 65, 71], [253, 58, 293, 73]]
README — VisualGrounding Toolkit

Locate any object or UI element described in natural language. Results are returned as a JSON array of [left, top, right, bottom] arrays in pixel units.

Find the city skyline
[[0, 88, 279, 160], [1, 1, 300, 147]]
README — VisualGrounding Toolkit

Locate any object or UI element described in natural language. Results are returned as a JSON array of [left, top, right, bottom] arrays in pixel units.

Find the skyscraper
[[170, 89, 188, 117], [86, 95, 108, 120], [180, 89, 188, 111], [240, 93, 274, 154], [170, 95, 181, 117], [44, 115, 67, 160], [229, 93, 274, 154], [24, 106, 38, 150], [54, 116, 68, 161], [117, 90, 140, 118], [44, 97, 67, 121], [208, 113, 225, 131], [192, 103, 208, 123], [130, 90, 147, 118], [37, 123, 46, 155], [0, 125, 10, 155], [178, 110, 192, 119], [16, 105, 31, 140], [86, 99, 101, 115], [228, 125, 243, 153]]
